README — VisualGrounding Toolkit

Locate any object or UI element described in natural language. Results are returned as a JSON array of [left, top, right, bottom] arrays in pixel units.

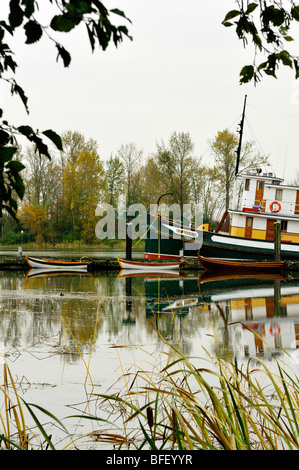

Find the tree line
[[0, 129, 269, 246]]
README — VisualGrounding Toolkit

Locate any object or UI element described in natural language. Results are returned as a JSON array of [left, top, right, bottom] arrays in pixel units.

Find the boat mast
[[235, 95, 247, 177]]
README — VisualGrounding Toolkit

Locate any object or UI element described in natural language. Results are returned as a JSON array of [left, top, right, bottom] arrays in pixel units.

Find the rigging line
[[248, 103, 299, 120], [244, 117, 267, 157], [227, 115, 241, 133]]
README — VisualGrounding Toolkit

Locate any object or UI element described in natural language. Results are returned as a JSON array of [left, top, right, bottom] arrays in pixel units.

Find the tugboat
[[145, 96, 299, 261]]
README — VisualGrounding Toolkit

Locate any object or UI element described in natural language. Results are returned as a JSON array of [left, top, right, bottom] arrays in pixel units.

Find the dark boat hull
[[200, 230, 299, 261], [144, 213, 201, 260], [198, 255, 285, 273], [144, 214, 299, 262]]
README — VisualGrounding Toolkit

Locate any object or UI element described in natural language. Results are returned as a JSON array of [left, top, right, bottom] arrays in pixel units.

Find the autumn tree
[[58, 131, 99, 236], [105, 155, 124, 208], [116, 142, 143, 206], [0, 1, 132, 218], [22, 145, 60, 211], [59, 131, 98, 169], [139, 156, 163, 209], [210, 129, 269, 211], [63, 149, 105, 242], [156, 131, 196, 211], [4, 1, 299, 220], [18, 204, 49, 244]]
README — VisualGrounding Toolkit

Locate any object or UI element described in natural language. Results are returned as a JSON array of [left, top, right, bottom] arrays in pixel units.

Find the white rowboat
[[117, 257, 183, 272], [25, 255, 91, 271]]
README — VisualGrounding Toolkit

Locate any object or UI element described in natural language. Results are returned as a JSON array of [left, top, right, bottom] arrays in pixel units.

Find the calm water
[[1, 265, 299, 447]]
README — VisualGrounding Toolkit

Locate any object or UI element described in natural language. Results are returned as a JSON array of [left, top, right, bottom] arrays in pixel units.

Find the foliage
[[210, 129, 269, 210], [105, 155, 124, 208], [18, 203, 49, 244], [0, 1, 132, 218], [156, 131, 195, 211], [0, 125, 273, 245], [223, 1, 299, 84], [62, 147, 105, 242], [116, 142, 143, 207], [95, 325, 299, 450], [3, 316, 299, 450]]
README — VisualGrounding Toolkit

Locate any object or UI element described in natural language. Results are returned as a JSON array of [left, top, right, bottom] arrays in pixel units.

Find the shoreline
[[2, 255, 299, 273], [0, 255, 202, 271]]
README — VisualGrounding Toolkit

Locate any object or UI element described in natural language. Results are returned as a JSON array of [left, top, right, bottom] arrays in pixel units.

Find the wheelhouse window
[[244, 179, 250, 191], [281, 220, 288, 231], [275, 188, 283, 201], [257, 181, 264, 191]]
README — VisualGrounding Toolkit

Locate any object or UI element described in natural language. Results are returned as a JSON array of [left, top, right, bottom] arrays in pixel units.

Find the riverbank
[[3, 254, 299, 272], [3, 254, 299, 274]]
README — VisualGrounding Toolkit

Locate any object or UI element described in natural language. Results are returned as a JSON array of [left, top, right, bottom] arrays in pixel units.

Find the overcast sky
[[2, 1, 299, 182]]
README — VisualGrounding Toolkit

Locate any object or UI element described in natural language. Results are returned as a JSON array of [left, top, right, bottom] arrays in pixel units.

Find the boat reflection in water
[[119, 268, 299, 364], [199, 271, 299, 363], [25, 268, 93, 279]]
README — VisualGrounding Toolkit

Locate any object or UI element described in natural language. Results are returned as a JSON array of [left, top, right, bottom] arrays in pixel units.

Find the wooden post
[[125, 277, 132, 313], [126, 223, 132, 260], [158, 211, 161, 260], [274, 279, 281, 317], [274, 221, 281, 262]]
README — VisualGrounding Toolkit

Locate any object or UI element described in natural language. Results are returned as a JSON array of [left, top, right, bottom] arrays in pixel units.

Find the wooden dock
[[0, 255, 202, 271], [1, 255, 299, 272]]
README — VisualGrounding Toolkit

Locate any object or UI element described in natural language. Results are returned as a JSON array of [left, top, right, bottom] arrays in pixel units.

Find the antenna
[[235, 95, 247, 176]]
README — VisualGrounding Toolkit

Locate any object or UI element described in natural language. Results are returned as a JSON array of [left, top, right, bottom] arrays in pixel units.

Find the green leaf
[[239, 65, 254, 83], [17, 124, 34, 137], [0, 146, 17, 163], [42, 129, 63, 150], [293, 59, 299, 79], [284, 35, 294, 42], [278, 50, 293, 67], [31, 135, 51, 159], [50, 15, 78, 32], [9, 0, 24, 29], [86, 24, 95, 51], [24, 20, 43, 44], [55, 44, 71, 67], [110, 8, 132, 24], [11, 173, 25, 199], [291, 6, 299, 21], [246, 3, 258, 15], [21, 0, 35, 18], [0, 130, 10, 146], [11, 82, 29, 113], [6, 160, 25, 172], [223, 10, 241, 23]]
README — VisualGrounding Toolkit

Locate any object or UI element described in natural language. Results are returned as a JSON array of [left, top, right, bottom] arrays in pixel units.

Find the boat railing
[[233, 197, 299, 217]]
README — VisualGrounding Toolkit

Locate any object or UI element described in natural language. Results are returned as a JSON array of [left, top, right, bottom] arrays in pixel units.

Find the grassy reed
[[94, 322, 299, 450], [1, 320, 299, 450]]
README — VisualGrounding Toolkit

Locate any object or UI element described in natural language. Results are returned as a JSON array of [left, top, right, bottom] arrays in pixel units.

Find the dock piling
[[126, 223, 133, 260], [274, 222, 281, 262]]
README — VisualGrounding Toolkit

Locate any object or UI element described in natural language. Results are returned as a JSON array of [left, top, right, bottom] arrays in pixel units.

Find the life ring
[[270, 201, 281, 213], [269, 323, 281, 337]]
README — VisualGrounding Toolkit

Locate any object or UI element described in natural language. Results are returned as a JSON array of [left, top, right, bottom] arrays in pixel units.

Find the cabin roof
[[238, 173, 284, 183], [237, 173, 299, 190]]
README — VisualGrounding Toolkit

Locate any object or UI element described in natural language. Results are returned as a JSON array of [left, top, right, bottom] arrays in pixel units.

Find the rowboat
[[117, 257, 183, 272], [25, 255, 91, 271], [25, 268, 92, 279], [117, 269, 183, 279], [198, 255, 285, 273]]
